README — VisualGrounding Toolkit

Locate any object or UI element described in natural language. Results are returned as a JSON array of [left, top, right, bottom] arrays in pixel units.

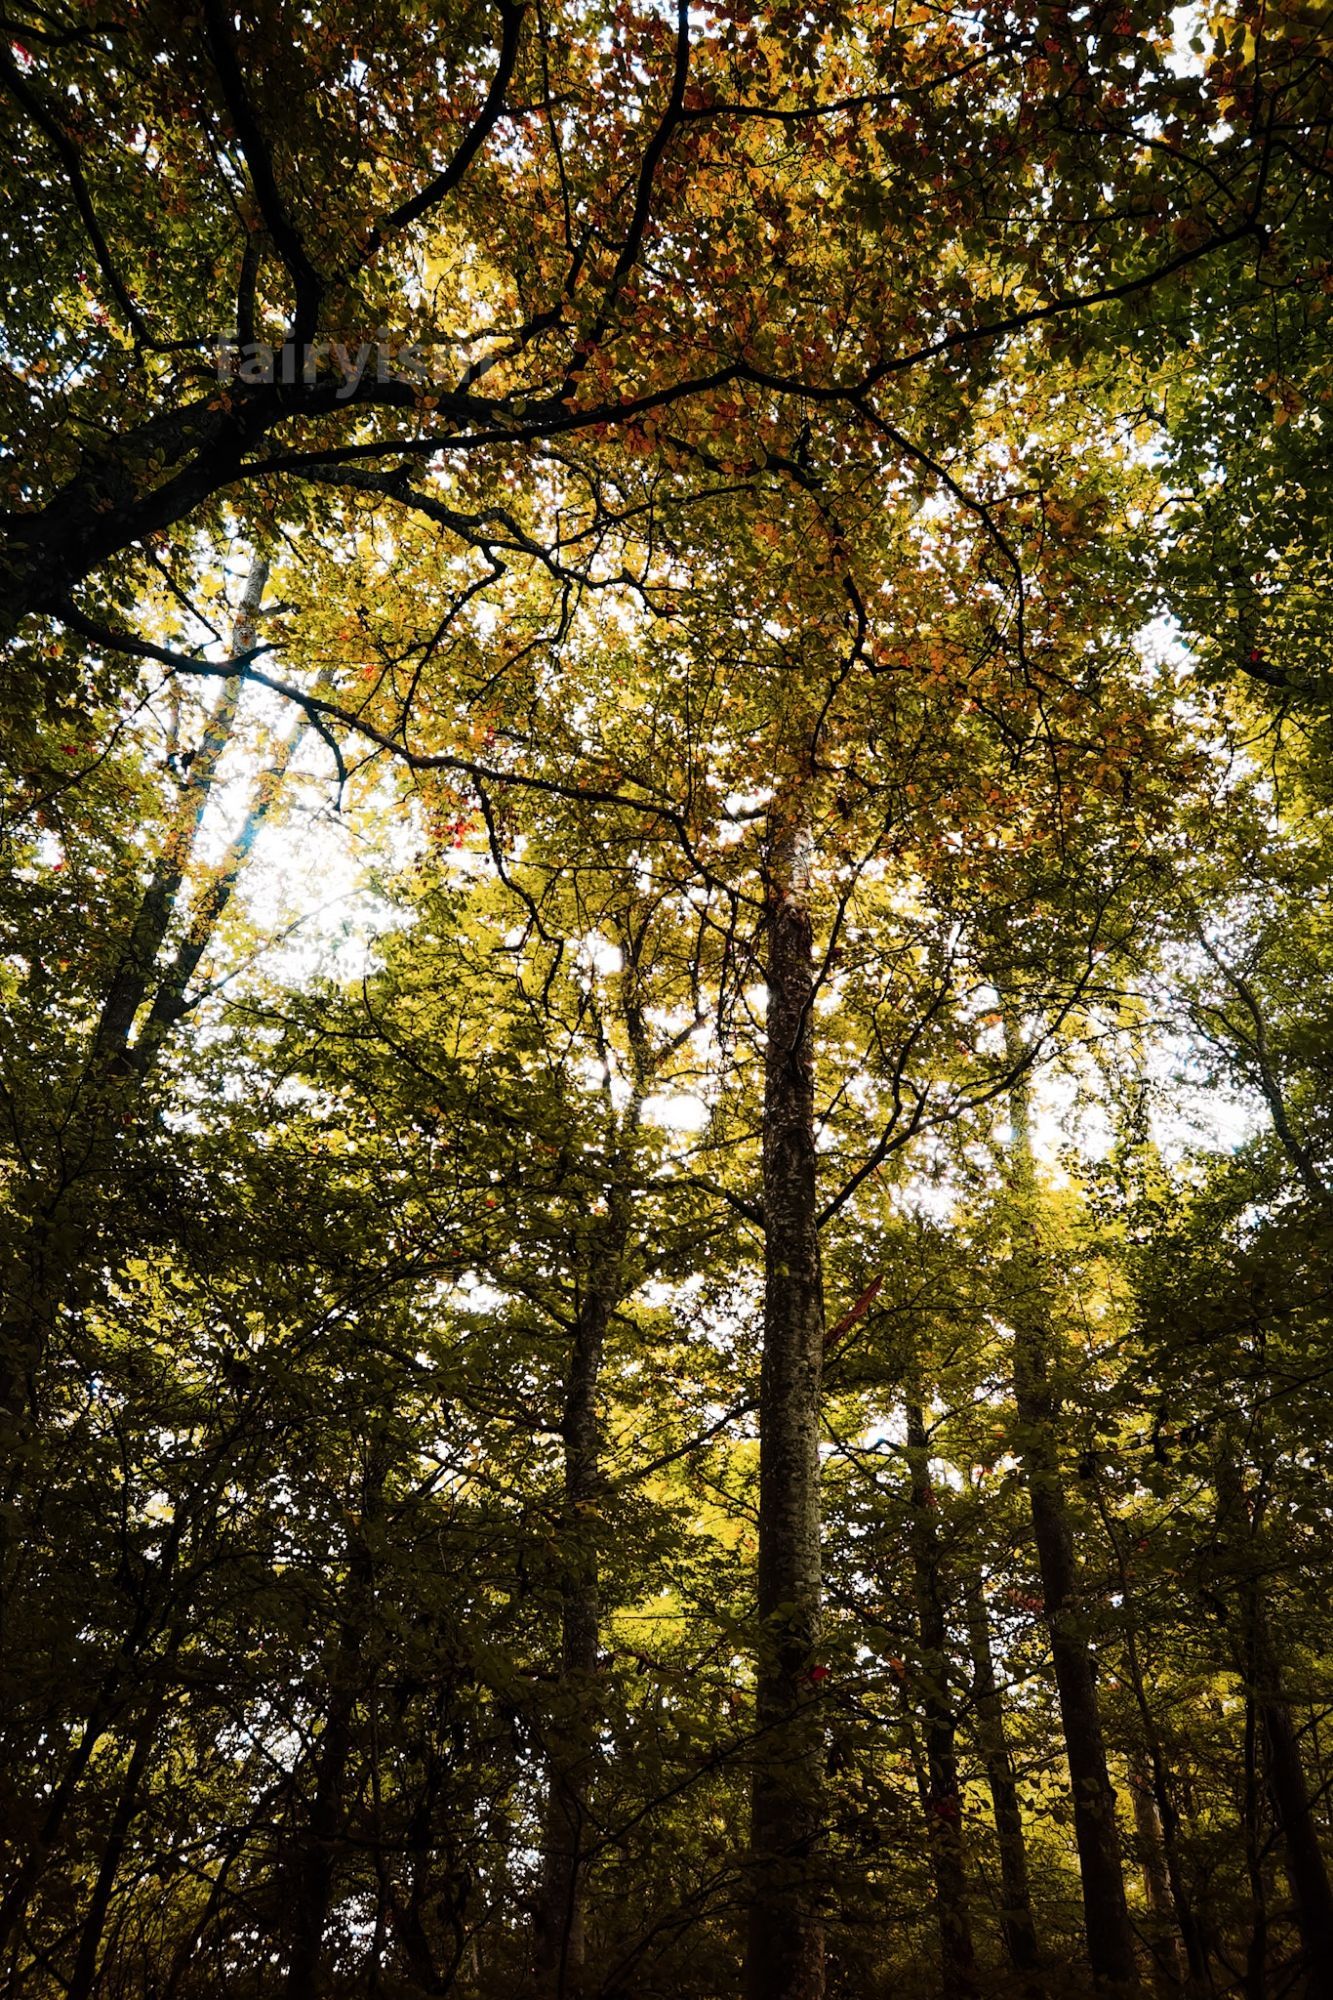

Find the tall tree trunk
[[1127, 1745, 1186, 1996], [1214, 1443, 1333, 1999], [131, 690, 311, 1071], [0, 1502, 195, 1962], [284, 1447, 385, 2000], [904, 1397, 977, 1997], [1259, 1669, 1333, 2000], [745, 818, 826, 2000], [1241, 1690, 1268, 2000], [87, 558, 267, 1081], [65, 1650, 176, 2000], [534, 1233, 625, 1994], [1093, 1487, 1207, 1990], [0, 558, 268, 1436], [963, 1566, 1044, 1991], [535, 939, 648, 1997], [1004, 1023, 1139, 1994]]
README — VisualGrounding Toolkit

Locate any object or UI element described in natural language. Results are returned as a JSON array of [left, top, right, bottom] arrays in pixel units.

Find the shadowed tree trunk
[[1215, 1444, 1333, 2000], [745, 815, 826, 2000], [1259, 1672, 1333, 2000], [65, 1638, 179, 2000], [963, 1565, 1043, 1992], [904, 1395, 978, 1997], [535, 926, 649, 1997], [1004, 1019, 1139, 1994], [1092, 1483, 1207, 1991], [0, 559, 269, 1437], [0, 1479, 206, 1963], [1241, 1688, 1268, 2000], [284, 1446, 386, 2000], [1128, 1744, 1187, 1997], [534, 1195, 634, 1994]]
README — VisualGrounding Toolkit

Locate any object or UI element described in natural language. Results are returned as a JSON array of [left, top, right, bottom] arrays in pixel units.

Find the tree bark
[[745, 819, 826, 2000], [535, 937, 648, 1996], [1093, 1487, 1207, 1991], [65, 1652, 175, 2000], [283, 1448, 385, 2000], [534, 1224, 628, 1994], [904, 1397, 978, 1997], [1127, 1744, 1186, 1996], [1213, 1443, 1333, 1999], [1241, 1689, 1268, 2000], [1259, 1673, 1333, 2000], [88, 558, 266, 1082], [1004, 1024, 1139, 1994], [963, 1566, 1044, 1991], [0, 560, 268, 1438]]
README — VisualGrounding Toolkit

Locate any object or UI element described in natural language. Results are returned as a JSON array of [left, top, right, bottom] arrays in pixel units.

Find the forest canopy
[[2, 2, 1333, 1997]]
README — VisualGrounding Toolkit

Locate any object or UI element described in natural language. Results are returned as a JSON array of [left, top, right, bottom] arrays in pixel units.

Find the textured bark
[[904, 1398, 978, 1997], [1004, 1028, 1139, 1994], [963, 1568, 1043, 1990], [745, 822, 825, 2000], [1020, 1439, 1137, 1991]]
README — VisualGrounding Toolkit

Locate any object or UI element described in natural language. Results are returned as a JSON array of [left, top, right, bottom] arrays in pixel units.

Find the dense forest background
[[3, 2, 1333, 1996]]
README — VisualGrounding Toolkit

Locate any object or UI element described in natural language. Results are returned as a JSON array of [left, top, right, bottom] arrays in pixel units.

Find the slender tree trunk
[[963, 1567, 1044, 1990], [745, 820, 825, 2000], [1094, 1489, 1207, 1990], [1241, 1691, 1268, 2000], [1004, 1023, 1139, 1994], [904, 1398, 977, 1997], [1214, 1445, 1333, 1999], [284, 1449, 385, 2000], [131, 690, 311, 1070], [87, 561, 267, 1079], [1129, 1719, 1205, 1993], [66, 1659, 175, 2000], [1252, 1614, 1333, 1998], [535, 941, 648, 1997], [391, 1765, 449, 1996], [534, 1241, 624, 1994], [0, 559, 267, 1435], [284, 1694, 359, 2000], [0, 1693, 121, 1956], [1020, 1434, 1137, 1990], [1128, 1745, 1186, 1996]]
